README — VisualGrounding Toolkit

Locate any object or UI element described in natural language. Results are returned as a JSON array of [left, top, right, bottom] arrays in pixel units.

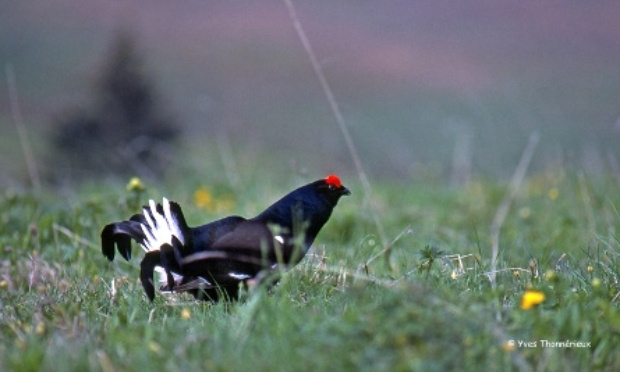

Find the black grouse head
[[310, 174, 351, 207]]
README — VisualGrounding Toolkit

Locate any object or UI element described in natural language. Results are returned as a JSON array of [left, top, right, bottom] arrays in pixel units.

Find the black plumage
[[101, 175, 350, 301]]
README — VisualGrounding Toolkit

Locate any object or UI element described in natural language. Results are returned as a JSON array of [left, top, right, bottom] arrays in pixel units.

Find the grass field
[[1, 165, 620, 371], [2, 2, 620, 370]]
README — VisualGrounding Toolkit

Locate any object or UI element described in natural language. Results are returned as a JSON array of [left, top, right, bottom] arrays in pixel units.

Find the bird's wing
[[189, 215, 247, 252], [180, 221, 283, 286]]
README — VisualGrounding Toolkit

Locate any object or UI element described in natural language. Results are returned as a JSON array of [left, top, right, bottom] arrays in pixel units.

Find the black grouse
[[101, 175, 350, 301]]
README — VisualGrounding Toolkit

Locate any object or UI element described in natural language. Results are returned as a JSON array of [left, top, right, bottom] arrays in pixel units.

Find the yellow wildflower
[[518, 207, 531, 220], [181, 308, 191, 320], [520, 290, 545, 310], [547, 187, 559, 201], [194, 187, 235, 213], [35, 321, 46, 335], [194, 187, 214, 210], [501, 340, 516, 352], [148, 341, 162, 353], [544, 270, 556, 281], [126, 177, 145, 192]]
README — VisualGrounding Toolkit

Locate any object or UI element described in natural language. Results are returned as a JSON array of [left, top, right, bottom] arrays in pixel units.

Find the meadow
[[1, 157, 619, 371], [2, 2, 620, 370]]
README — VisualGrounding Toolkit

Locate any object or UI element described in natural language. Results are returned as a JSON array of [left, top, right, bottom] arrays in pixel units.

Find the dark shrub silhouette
[[52, 32, 179, 181]]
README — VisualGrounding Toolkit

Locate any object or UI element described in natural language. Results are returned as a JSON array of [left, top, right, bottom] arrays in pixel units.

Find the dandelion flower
[[518, 207, 531, 220], [194, 187, 214, 210], [501, 340, 516, 352], [544, 270, 556, 281], [126, 177, 145, 192], [547, 187, 559, 201], [520, 290, 545, 310], [181, 308, 191, 320], [149, 341, 162, 353], [35, 321, 46, 335]]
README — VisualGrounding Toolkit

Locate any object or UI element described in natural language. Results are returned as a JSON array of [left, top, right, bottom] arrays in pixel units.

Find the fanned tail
[[101, 198, 190, 260], [101, 198, 191, 300]]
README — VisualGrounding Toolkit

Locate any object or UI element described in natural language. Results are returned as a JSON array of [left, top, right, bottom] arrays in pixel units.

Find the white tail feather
[[163, 198, 185, 245], [139, 198, 185, 253], [140, 224, 155, 251]]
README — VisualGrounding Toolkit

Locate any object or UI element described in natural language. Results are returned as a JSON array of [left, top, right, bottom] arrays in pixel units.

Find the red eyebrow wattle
[[325, 174, 342, 188]]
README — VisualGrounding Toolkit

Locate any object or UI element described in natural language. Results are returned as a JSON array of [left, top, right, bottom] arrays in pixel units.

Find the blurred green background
[[1, 1, 619, 186]]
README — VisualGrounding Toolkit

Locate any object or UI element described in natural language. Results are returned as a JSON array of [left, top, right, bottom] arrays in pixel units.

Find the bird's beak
[[340, 186, 351, 196]]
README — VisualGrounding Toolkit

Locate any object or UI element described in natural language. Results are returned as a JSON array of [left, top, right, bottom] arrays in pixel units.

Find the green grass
[[1, 170, 620, 371]]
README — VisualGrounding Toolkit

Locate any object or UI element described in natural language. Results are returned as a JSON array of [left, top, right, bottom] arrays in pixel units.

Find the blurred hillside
[[1, 1, 620, 186]]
